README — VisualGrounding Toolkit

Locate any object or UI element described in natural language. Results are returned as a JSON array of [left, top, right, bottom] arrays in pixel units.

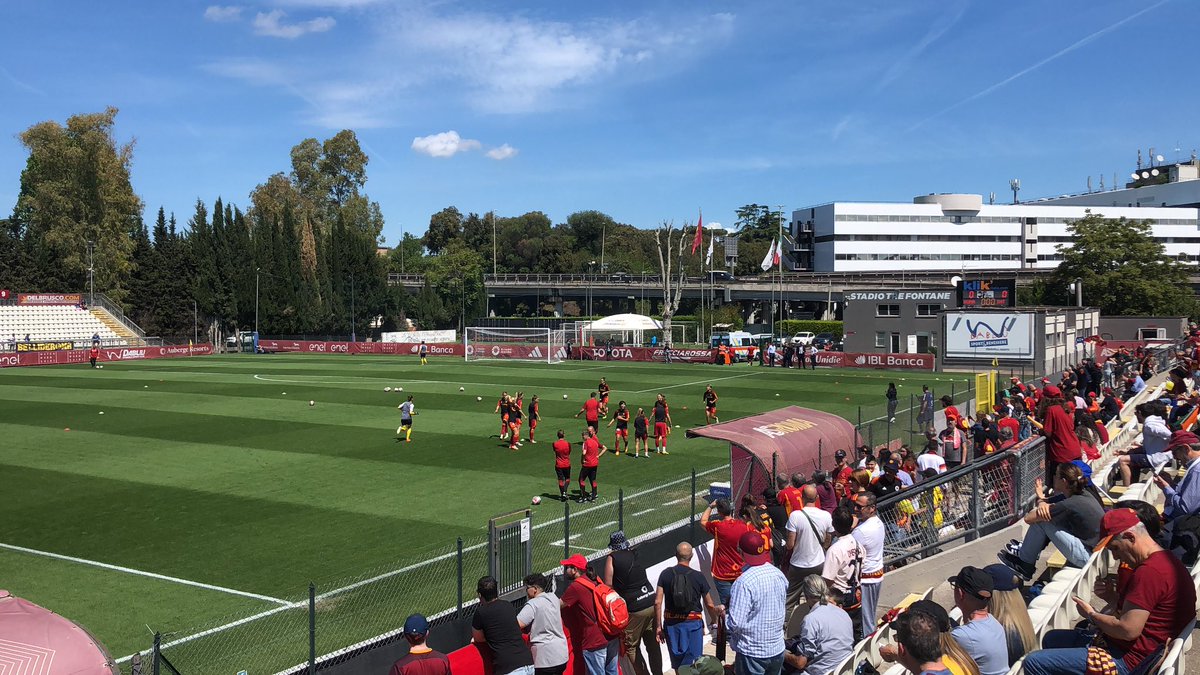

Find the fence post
[[857, 406, 862, 428], [952, 381, 957, 402], [152, 632, 162, 675], [818, 439, 824, 472], [563, 499, 571, 559], [868, 424, 874, 451], [909, 393, 914, 434], [457, 537, 464, 618], [771, 452, 778, 484], [969, 470, 983, 543], [309, 582, 316, 674], [618, 488, 624, 533], [690, 468, 697, 543], [1010, 452, 1024, 520]]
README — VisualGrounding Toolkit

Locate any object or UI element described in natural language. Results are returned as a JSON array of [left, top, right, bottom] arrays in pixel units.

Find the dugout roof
[[686, 406, 860, 502], [0, 589, 119, 674]]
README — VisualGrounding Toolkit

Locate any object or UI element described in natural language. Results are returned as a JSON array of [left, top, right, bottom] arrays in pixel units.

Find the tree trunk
[[655, 221, 688, 348]]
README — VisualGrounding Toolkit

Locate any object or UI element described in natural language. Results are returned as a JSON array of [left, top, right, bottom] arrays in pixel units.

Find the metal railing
[[91, 293, 148, 338]]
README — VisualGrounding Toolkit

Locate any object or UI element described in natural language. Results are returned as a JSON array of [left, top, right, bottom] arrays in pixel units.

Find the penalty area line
[[0, 542, 291, 607], [629, 371, 757, 395]]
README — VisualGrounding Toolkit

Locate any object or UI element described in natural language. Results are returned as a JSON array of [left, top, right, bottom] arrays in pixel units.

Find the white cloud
[[485, 144, 518, 161], [253, 10, 335, 39], [204, 5, 243, 22], [411, 131, 482, 158]]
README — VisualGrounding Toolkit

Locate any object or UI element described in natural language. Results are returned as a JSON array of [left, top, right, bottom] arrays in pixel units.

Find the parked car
[[790, 331, 815, 346], [812, 333, 839, 350], [610, 271, 632, 283], [706, 270, 735, 283], [830, 338, 844, 352]]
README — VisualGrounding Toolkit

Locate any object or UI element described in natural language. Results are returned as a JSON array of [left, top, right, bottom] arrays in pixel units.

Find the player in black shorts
[[597, 377, 611, 418], [606, 400, 630, 455], [633, 407, 650, 458], [508, 396, 524, 450], [703, 384, 719, 425]]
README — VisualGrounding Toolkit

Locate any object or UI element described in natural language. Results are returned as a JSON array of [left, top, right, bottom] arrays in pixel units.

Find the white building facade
[[790, 194, 1199, 273]]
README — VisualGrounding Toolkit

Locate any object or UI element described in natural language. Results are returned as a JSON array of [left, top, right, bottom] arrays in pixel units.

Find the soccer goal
[[464, 327, 567, 364]]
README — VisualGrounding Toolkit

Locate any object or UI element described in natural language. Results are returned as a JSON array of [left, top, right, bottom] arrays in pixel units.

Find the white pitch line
[[629, 371, 758, 395], [592, 520, 619, 530], [0, 542, 291, 606], [632, 508, 655, 517]]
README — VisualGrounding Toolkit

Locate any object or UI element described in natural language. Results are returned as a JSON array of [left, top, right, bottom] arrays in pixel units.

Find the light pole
[[254, 267, 260, 336], [192, 299, 198, 345], [587, 260, 596, 317], [86, 240, 95, 306], [349, 271, 356, 342], [491, 212, 497, 277]]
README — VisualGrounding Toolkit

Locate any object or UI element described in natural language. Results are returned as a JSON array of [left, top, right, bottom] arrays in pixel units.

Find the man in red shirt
[[995, 406, 1020, 443], [388, 614, 451, 675], [832, 449, 854, 500], [776, 473, 808, 515], [1032, 385, 1081, 486], [560, 554, 617, 675], [1025, 509, 1196, 675], [578, 428, 607, 503], [700, 498, 752, 607], [552, 430, 572, 502], [89, 345, 99, 368], [576, 392, 601, 431]]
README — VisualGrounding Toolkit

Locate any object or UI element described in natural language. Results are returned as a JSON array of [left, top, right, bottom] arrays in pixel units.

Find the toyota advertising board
[[944, 311, 1033, 358]]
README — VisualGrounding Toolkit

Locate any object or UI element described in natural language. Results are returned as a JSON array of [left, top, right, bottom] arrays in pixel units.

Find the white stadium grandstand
[[0, 302, 139, 350]]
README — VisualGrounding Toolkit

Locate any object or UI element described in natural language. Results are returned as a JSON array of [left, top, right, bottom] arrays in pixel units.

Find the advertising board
[[18, 293, 83, 305], [956, 279, 1017, 308], [944, 312, 1033, 359], [0, 344, 213, 368], [380, 330, 457, 344]]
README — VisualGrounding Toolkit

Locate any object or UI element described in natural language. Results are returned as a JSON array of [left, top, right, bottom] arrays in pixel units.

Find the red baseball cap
[[1042, 384, 1062, 397], [738, 530, 771, 567], [561, 554, 588, 570], [1094, 509, 1141, 551], [1166, 430, 1200, 454]]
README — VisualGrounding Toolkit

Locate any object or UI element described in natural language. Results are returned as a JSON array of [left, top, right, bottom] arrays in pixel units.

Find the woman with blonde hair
[[983, 564, 1036, 665], [850, 468, 872, 495]]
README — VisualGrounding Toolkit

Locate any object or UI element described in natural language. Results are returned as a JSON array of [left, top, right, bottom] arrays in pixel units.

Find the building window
[[916, 304, 942, 317], [876, 304, 900, 317], [875, 331, 887, 348]]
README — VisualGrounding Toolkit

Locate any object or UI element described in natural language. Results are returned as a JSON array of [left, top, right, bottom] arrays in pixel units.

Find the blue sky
[[0, 0, 1193, 244]]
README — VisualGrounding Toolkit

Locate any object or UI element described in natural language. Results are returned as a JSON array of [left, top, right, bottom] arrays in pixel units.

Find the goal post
[[464, 327, 567, 364]]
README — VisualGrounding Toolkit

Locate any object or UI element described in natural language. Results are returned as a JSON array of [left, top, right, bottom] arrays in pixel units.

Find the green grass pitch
[[0, 354, 970, 666]]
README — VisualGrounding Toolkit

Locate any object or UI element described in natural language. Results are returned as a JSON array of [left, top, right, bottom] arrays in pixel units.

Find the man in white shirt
[[916, 444, 946, 475], [785, 485, 833, 610], [851, 492, 886, 638]]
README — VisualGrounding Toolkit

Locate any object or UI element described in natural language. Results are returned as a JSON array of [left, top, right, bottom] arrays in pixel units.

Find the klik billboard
[[944, 311, 1033, 359]]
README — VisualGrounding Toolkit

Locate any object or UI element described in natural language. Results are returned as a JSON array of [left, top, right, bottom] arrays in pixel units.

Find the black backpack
[[1169, 514, 1200, 566], [671, 568, 700, 612]]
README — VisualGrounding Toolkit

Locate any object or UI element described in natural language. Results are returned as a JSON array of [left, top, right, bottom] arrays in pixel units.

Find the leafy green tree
[[425, 207, 464, 255], [1049, 212, 1197, 317], [13, 107, 142, 301], [733, 204, 784, 241]]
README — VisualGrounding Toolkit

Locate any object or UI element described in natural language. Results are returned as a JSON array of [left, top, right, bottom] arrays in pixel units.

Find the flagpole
[[777, 205, 785, 330]]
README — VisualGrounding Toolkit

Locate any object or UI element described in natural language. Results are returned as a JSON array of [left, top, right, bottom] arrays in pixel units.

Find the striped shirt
[[726, 562, 787, 658]]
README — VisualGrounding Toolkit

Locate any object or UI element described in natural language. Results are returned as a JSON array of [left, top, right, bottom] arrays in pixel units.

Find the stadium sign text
[[16, 341, 74, 352], [844, 291, 953, 302]]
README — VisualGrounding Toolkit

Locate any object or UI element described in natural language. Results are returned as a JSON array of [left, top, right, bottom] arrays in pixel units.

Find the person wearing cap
[[883, 608, 952, 675], [832, 449, 854, 501], [1116, 401, 1171, 487], [784, 485, 834, 610], [782, 575, 853, 675], [517, 574, 569, 675], [1154, 430, 1200, 523], [851, 492, 885, 637], [560, 555, 618, 675], [726, 530, 788, 675], [1030, 384, 1081, 486], [1023, 509, 1197, 675], [603, 532, 660, 675], [472, 576, 535, 675], [982, 564, 1035, 666], [655, 542, 722, 670], [947, 566, 1007, 675], [389, 614, 452, 675], [998, 462, 1103, 580]]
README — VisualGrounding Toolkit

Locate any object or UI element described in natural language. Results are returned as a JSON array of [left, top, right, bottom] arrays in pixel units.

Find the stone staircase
[[90, 308, 141, 345]]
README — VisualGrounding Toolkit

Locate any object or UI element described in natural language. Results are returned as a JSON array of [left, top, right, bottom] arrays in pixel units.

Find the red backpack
[[573, 576, 629, 637]]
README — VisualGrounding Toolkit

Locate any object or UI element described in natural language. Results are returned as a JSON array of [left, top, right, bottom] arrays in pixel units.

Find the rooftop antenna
[[1087, 176, 1093, 193], [1137, 149, 1143, 169], [1099, 174, 1105, 191], [1113, 172, 1118, 190], [1175, 142, 1182, 163], [1149, 148, 1156, 167], [1009, 178, 1020, 205], [988, 191, 996, 205]]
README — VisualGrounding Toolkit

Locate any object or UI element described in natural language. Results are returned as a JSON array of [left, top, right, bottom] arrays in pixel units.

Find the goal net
[[464, 327, 567, 364]]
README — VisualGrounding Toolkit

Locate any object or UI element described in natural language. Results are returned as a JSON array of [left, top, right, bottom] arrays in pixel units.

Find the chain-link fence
[[126, 463, 727, 674], [853, 379, 977, 458], [876, 436, 1046, 566]]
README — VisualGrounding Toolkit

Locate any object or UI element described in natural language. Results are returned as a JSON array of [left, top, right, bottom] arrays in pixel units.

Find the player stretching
[[418, 340, 429, 365], [508, 394, 524, 450], [653, 394, 672, 455], [396, 395, 416, 442], [606, 401, 630, 455], [703, 385, 719, 425], [552, 429, 572, 501], [575, 392, 601, 431], [578, 427, 607, 502], [633, 408, 650, 458], [494, 392, 511, 441], [527, 394, 540, 444], [597, 377, 611, 417]]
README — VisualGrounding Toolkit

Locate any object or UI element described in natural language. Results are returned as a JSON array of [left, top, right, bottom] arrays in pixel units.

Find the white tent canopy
[[586, 313, 662, 331], [581, 313, 663, 347]]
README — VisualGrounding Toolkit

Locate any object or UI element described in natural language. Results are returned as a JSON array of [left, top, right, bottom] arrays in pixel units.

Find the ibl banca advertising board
[[944, 311, 1034, 359]]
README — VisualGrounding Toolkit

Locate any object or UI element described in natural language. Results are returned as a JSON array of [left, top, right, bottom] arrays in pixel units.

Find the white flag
[[705, 233, 715, 266], [759, 239, 776, 271]]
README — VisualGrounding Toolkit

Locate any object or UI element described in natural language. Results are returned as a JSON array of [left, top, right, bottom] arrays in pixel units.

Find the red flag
[[773, 239, 781, 267], [691, 210, 704, 254]]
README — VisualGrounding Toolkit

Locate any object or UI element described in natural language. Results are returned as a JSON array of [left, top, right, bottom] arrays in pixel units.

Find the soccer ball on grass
[[459, 386, 465, 392], [309, 400, 315, 407], [531, 496, 542, 505], [562, 394, 568, 399], [385, 387, 392, 392]]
